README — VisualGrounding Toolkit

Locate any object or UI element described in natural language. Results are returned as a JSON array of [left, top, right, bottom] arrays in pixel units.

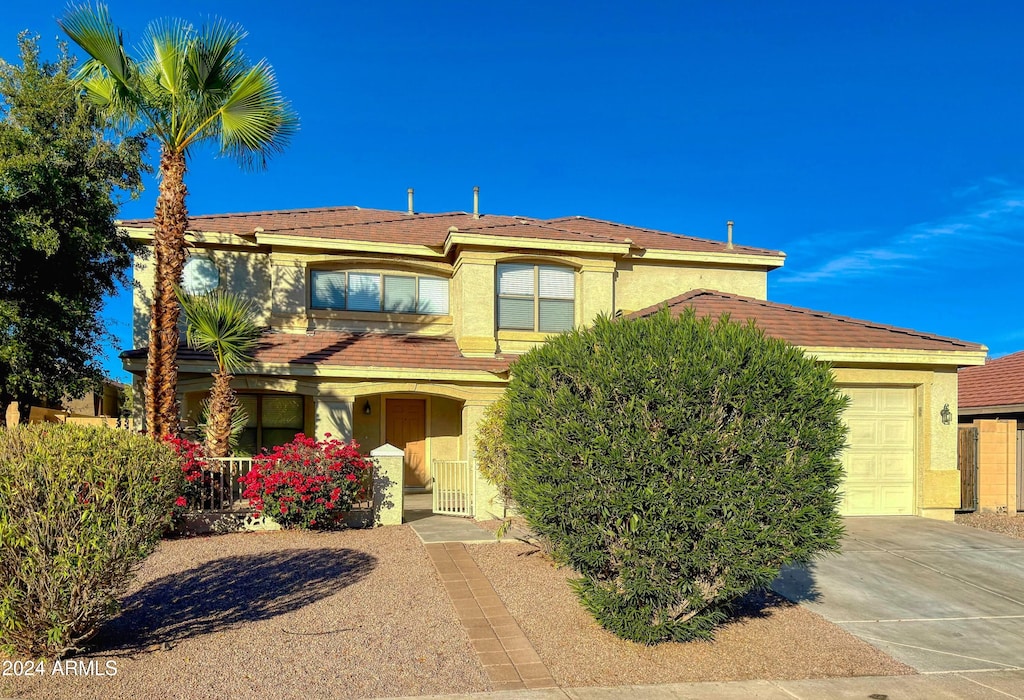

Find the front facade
[[121, 205, 985, 521]]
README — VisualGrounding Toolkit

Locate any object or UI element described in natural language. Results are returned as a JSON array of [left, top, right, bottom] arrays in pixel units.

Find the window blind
[[538, 266, 574, 299], [498, 298, 534, 329], [310, 270, 346, 310], [347, 273, 381, 311], [417, 277, 449, 315], [539, 299, 574, 332], [383, 275, 417, 313], [497, 264, 535, 296]]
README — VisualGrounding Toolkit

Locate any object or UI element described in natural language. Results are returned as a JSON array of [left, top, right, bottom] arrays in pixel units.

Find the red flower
[[175, 496, 188, 508]]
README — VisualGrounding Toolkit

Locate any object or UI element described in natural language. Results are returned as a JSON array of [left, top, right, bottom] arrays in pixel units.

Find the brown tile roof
[[119, 206, 782, 257], [627, 290, 985, 353], [544, 216, 781, 256], [121, 332, 511, 374], [958, 350, 1024, 409]]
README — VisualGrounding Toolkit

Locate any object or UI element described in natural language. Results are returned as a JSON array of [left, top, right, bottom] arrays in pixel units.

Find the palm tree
[[59, 4, 297, 438], [177, 289, 261, 458]]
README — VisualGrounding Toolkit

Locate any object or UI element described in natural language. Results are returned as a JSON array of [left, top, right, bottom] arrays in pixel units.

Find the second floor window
[[310, 271, 450, 315], [497, 263, 575, 332]]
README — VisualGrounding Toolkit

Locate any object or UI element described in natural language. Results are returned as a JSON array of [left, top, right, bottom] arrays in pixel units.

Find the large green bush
[[503, 308, 849, 644], [0, 423, 184, 657], [475, 394, 513, 507]]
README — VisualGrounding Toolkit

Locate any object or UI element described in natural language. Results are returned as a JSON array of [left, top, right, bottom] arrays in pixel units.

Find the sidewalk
[[377, 670, 1024, 699]]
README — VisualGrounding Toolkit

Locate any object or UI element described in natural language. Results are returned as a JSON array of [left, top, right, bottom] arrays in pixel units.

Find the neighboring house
[[119, 204, 986, 521], [62, 378, 127, 419], [958, 352, 1024, 513]]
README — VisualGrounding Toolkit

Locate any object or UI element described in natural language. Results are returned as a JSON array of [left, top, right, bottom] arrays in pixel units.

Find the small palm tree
[[60, 4, 296, 439], [177, 289, 261, 458]]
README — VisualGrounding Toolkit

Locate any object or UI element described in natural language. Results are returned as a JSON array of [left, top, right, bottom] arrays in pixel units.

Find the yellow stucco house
[[120, 204, 986, 522]]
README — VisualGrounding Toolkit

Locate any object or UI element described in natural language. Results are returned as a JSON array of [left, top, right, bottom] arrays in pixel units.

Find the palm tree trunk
[[206, 368, 236, 458], [145, 149, 189, 438]]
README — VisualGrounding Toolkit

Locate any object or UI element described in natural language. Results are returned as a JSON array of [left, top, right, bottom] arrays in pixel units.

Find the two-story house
[[120, 202, 986, 522]]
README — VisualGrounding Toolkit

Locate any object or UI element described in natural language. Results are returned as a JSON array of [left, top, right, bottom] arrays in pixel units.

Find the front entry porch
[[402, 491, 496, 543]]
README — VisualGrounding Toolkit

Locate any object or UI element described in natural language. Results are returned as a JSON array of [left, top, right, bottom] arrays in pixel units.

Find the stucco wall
[[132, 247, 273, 346], [974, 419, 1018, 512], [614, 261, 768, 313]]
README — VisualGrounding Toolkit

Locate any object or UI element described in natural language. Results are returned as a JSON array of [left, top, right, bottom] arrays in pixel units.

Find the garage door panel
[[879, 486, 915, 515], [879, 420, 913, 447], [845, 453, 879, 480], [841, 486, 883, 515], [847, 419, 878, 444], [880, 390, 914, 414], [879, 453, 914, 481], [839, 387, 915, 516], [845, 388, 879, 412]]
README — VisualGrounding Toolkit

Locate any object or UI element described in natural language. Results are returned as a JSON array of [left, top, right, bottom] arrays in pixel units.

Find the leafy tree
[[0, 33, 147, 422], [502, 308, 849, 643], [60, 4, 297, 438], [177, 289, 261, 458]]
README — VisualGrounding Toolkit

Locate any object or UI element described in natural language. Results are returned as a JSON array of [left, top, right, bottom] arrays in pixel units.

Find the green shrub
[[0, 423, 184, 657], [503, 308, 849, 644], [475, 394, 513, 507]]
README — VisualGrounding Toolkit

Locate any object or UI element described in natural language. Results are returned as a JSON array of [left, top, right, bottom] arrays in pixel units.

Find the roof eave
[[800, 346, 988, 367], [121, 357, 509, 382], [443, 230, 632, 257]]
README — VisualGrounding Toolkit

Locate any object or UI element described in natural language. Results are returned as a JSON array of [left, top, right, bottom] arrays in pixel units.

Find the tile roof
[[121, 332, 512, 374], [118, 206, 782, 257], [627, 290, 985, 353], [958, 350, 1024, 409]]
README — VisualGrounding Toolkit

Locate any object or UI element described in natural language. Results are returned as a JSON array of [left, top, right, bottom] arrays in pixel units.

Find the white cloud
[[779, 186, 1024, 285]]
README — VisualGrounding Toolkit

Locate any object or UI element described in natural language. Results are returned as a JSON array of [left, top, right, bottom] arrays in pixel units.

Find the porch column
[[370, 443, 404, 526], [463, 399, 503, 521], [315, 397, 353, 441]]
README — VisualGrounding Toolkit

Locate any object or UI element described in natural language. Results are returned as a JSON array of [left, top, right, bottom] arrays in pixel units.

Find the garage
[[839, 387, 916, 516]]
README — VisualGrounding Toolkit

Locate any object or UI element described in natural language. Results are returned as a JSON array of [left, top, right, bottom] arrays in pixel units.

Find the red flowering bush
[[162, 435, 212, 515], [239, 433, 373, 529]]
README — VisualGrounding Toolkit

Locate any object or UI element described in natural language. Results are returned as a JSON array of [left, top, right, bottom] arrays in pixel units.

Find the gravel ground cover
[[2, 527, 489, 700], [955, 512, 1024, 540], [468, 542, 914, 687]]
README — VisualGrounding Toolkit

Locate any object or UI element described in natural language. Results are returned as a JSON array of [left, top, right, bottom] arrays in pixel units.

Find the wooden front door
[[385, 399, 428, 488]]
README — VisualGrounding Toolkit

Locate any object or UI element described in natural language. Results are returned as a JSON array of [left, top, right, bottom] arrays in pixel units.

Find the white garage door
[[839, 387, 916, 516]]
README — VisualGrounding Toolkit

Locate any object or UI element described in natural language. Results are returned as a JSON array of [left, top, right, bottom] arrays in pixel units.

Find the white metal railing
[[202, 457, 254, 512], [432, 459, 475, 517]]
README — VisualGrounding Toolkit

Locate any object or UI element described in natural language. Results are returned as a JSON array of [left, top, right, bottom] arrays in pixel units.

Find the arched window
[[310, 270, 449, 315], [496, 263, 575, 332]]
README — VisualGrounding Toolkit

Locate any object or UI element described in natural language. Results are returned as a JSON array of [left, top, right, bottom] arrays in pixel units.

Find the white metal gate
[[432, 459, 475, 517]]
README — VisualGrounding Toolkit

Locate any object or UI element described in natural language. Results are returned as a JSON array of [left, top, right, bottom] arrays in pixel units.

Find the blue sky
[[3, 1, 1023, 381]]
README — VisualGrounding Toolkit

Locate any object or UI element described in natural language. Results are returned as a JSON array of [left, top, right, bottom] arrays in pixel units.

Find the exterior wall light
[[940, 403, 952, 425], [363, 400, 372, 416]]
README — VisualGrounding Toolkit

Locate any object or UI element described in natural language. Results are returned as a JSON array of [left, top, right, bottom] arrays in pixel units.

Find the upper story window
[[310, 271, 450, 315], [497, 263, 575, 332]]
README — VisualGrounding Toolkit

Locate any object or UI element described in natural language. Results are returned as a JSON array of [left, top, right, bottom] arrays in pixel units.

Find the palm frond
[[185, 19, 247, 93], [176, 287, 262, 373], [59, 3, 133, 87], [141, 18, 191, 100], [216, 60, 298, 170]]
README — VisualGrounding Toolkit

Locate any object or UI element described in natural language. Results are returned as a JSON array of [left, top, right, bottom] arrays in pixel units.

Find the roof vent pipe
[[727, 220, 734, 249], [473, 186, 480, 219], [407, 188, 414, 215]]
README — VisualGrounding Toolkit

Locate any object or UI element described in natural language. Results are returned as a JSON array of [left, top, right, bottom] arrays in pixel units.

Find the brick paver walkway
[[424, 542, 557, 691]]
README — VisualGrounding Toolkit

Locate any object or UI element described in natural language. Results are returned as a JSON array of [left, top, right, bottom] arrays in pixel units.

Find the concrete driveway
[[772, 517, 1024, 674]]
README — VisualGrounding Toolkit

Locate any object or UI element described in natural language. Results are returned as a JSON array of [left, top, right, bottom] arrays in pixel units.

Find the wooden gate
[[958, 426, 979, 511], [432, 460, 475, 517]]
